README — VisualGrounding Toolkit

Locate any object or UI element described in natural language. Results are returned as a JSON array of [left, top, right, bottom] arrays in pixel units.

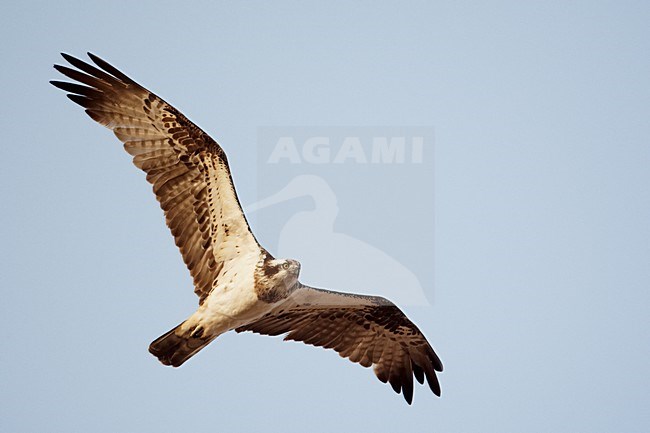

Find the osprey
[[51, 53, 443, 404]]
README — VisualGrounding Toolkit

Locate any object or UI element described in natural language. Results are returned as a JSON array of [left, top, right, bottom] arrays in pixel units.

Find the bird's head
[[264, 258, 301, 289]]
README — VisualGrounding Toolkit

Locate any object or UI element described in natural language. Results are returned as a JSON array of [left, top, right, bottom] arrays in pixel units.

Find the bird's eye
[[282, 263, 290, 270]]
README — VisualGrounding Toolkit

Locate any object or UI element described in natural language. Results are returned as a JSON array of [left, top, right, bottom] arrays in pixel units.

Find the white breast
[[197, 250, 272, 334]]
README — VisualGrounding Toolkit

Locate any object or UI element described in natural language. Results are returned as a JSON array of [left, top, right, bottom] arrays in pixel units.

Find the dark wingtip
[[433, 347, 443, 372], [86, 52, 104, 66], [50, 80, 72, 92], [428, 346, 444, 372], [413, 364, 425, 385], [86, 52, 136, 84], [85, 109, 102, 122], [60, 52, 76, 63], [66, 93, 91, 108], [389, 378, 401, 394], [50, 79, 70, 94], [429, 375, 441, 397]]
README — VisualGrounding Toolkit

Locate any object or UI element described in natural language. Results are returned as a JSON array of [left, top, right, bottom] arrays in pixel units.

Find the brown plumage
[[51, 52, 443, 404], [237, 285, 442, 404]]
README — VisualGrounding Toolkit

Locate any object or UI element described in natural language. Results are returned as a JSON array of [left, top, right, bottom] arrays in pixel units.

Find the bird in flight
[[51, 53, 443, 404]]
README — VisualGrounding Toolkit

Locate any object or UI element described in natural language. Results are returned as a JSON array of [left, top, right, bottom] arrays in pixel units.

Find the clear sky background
[[2, 1, 649, 432]]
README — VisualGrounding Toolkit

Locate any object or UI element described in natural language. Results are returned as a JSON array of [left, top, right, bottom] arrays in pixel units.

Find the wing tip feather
[[60, 52, 76, 63], [86, 52, 136, 84], [66, 93, 90, 108]]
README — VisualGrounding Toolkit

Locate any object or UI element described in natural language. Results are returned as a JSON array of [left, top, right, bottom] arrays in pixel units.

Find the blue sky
[[1, 1, 649, 432]]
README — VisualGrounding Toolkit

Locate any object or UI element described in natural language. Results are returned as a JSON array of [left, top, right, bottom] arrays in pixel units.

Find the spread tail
[[149, 322, 215, 367]]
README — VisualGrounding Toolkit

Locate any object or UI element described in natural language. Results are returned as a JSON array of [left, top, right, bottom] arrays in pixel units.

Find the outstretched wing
[[236, 284, 443, 404], [51, 53, 260, 303]]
